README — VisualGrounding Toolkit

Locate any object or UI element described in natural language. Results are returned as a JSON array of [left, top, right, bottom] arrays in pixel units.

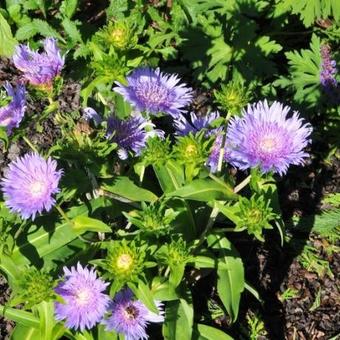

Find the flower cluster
[[55, 264, 164, 338], [0, 82, 26, 133], [13, 38, 64, 89]]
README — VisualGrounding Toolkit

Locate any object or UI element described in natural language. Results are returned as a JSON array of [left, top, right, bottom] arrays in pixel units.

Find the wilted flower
[[106, 114, 164, 160], [55, 263, 110, 331], [13, 38, 64, 89], [226, 100, 312, 175], [206, 133, 225, 173], [103, 288, 164, 340], [0, 82, 26, 133], [83, 107, 103, 126], [173, 111, 220, 136], [1, 153, 63, 220], [113, 67, 193, 117], [320, 44, 337, 89]]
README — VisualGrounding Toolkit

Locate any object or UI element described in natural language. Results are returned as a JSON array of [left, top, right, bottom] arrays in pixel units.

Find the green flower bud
[[11, 267, 56, 309], [103, 240, 145, 285], [214, 81, 250, 115], [125, 201, 179, 236], [142, 137, 171, 166], [235, 195, 276, 241]]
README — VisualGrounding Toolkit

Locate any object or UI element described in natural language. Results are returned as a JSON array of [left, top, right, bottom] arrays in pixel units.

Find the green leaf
[[0, 305, 39, 328], [60, 0, 78, 18], [191, 255, 216, 269], [169, 262, 185, 288], [10, 221, 79, 266], [163, 298, 193, 340], [152, 277, 179, 301], [207, 234, 244, 322], [0, 12, 17, 57], [193, 323, 234, 340], [16, 19, 63, 41], [103, 176, 158, 202], [153, 160, 185, 193], [61, 18, 82, 43], [167, 179, 237, 202], [34, 301, 55, 340], [11, 325, 40, 340], [130, 280, 158, 314], [72, 216, 112, 233]]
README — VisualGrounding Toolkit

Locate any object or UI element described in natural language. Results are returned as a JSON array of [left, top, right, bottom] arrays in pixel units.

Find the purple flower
[[55, 263, 110, 331], [1, 153, 62, 219], [13, 38, 64, 88], [106, 114, 164, 160], [113, 67, 193, 117], [173, 111, 220, 135], [103, 288, 164, 340], [226, 100, 312, 175], [0, 82, 26, 133], [83, 107, 103, 126], [320, 44, 337, 89]]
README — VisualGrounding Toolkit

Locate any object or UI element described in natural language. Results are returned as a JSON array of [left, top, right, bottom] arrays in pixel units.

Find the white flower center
[[29, 180, 47, 197], [76, 288, 91, 305], [135, 82, 169, 107], [259, 136, 278, 153]]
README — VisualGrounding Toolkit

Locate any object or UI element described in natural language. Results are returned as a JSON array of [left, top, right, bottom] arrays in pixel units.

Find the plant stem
[[22, 136, 38, 153], [234, 174, 251, 193], [55, 204, 73, 225], [195, 206, 220, 250]]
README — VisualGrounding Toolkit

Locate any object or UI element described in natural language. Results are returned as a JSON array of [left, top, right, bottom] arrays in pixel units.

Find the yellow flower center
[[185, 143, 198, 157], [116, 253, 133, 271], [248, 209, 262, 224], [29, 180, 46, 197], [75, 288, 91, 305]]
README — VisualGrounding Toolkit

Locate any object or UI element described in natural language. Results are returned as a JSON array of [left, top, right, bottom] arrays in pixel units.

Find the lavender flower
[[320, 44, 337, 89], [55, 263, 110, 331], [83, 107, 103, 126], [106, 114, 164, 160], [0, 82, 26, 133], [225, 100, 312, 175], [1, 153, 62, 219], [173, 111, 220, 136], [103, 288, 164, 340], [113, 67, 193, 117], [13, 38, 64, 88]]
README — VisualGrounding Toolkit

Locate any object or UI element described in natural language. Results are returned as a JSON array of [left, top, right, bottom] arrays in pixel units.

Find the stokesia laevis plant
[[0, 82, 26, 133], [12, 38, 64, 91], [113, 67, 193, 117], [320, 44, 338, 89], [103, 288, 164, 340], [0, 153, 63, 220], [225, 100, 313, 175], [106, 114, 164, 160], [54, 263, 110, 331]]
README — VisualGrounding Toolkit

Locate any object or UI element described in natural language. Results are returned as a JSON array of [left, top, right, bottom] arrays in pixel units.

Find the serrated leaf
[[62, 17, 82, 43], [60, 0, 78, 18], [0, 12, 17, 57]]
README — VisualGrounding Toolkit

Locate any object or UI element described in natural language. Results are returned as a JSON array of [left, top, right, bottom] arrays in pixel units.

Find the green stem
[[55, 204, 73, 225], [233, 174, 251, 194], [22, 136, 38, 153], [195, 206, 220, 250]]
